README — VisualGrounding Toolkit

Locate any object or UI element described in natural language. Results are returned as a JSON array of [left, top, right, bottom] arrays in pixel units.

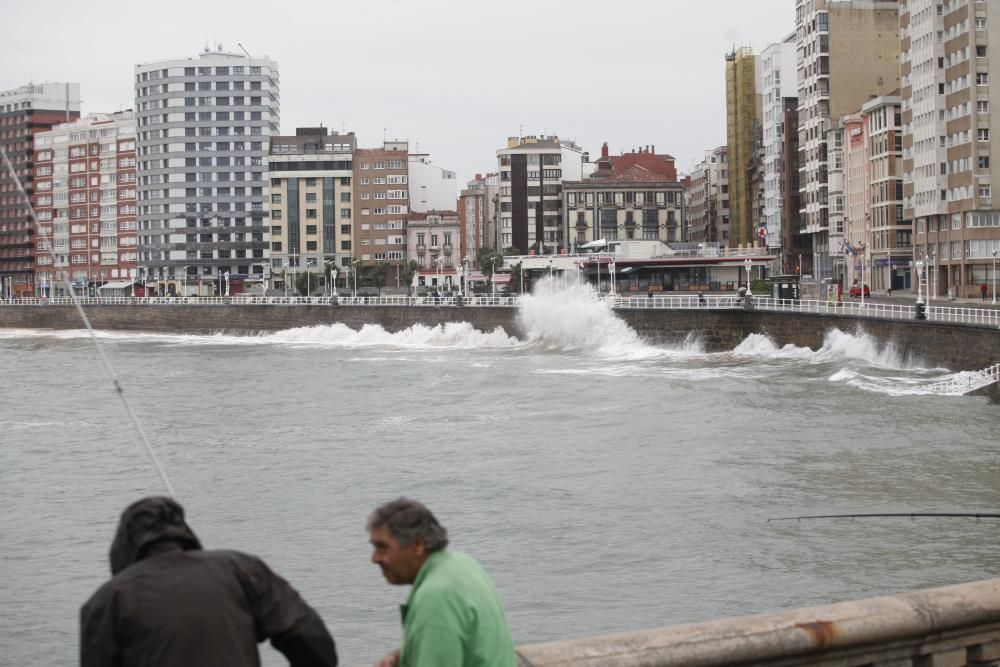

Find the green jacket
[[399, 550, 515, 667]]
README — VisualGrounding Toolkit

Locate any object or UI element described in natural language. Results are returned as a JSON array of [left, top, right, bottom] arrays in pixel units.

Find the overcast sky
[[3, 0, 793, 184]]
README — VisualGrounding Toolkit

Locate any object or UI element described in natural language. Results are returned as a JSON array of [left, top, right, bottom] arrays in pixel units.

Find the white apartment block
[[902, 0, 1000, 298], [760, 34, 798, 250], [134, 49, 279, 293]]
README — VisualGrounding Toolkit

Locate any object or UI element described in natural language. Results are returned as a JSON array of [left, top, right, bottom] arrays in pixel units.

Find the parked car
[[849, 283, 871, 298]]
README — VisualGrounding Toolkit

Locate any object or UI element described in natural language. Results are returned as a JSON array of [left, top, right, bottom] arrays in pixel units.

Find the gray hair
[[367, 498, 449, 552]]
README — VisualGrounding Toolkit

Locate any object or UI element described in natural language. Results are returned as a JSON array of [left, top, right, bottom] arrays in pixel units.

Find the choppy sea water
[[2, 281, 998, 666]]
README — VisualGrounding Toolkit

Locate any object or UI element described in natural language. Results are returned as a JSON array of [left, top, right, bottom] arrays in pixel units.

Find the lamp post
[[608, 258, 616, 296], [490, 256, 497, 296], [456, 262, 464, 297], [351, 259, 359, 298], [744, 257, 753, 297], [224, 271, 230, 297], [992, 250, 997, 305], [914, 258, 925, 320], [283, 263, 289, 297]]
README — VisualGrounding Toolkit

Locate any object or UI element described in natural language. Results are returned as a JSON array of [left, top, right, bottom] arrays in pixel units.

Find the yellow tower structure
[[725, 47, 759, 248]]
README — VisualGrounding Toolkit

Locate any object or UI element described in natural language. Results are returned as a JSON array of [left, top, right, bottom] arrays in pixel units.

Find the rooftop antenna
[[237, 42, 253, 58]]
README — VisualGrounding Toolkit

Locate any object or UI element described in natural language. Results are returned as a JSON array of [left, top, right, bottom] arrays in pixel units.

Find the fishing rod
[[0, 147, 176, 498], [768, 512, 1000, 523]]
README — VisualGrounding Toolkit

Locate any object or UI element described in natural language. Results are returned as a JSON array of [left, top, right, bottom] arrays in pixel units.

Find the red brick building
[[0, 83, 80, 297]]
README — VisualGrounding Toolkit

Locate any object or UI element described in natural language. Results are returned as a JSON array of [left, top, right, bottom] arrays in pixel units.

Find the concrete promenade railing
[[516, 578, 1000, 667], [2, 295, 998, 329]]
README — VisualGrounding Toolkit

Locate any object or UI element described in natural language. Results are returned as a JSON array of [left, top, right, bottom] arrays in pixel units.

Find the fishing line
[[768, 512, 1000, 522], [1, 147, 176, 498]]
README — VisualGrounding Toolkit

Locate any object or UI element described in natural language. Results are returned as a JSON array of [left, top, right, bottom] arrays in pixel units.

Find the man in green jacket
[[368, 498, 516, 667]]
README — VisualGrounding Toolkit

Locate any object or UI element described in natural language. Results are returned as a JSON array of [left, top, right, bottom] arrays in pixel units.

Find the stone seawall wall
[[1, 305, 998, 371]]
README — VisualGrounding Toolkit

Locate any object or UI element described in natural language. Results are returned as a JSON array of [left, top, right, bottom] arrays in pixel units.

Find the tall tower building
[[32, 111, 137, 296], [134, 49, 279, 294], [760, 34, 799, 255], [268, 128, 355, 292], [902, 0, 999, 298], [726, 47, 761, 248], [795, 0, 899, 279], [0, 83, 81, 297]]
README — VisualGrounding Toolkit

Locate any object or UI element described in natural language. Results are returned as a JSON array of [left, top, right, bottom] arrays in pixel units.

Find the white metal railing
[[925, 363, 1000, 395], [0, 295, 998, 328]]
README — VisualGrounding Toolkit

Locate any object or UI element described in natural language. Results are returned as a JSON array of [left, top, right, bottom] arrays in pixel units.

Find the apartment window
[[306, 241, 317, 251], [978, 100, 990, 114], [977, 46, 988, 58], [306, 225, 318, 235], [979, 184, 991, 199], [341, 224, 351, 234], [306, 209, 317, 219], [979, 156, 991, 169], [305, 192, 317, 203], [977, 73, 989, 86], [975, 17, 987, 30], [979, 128, 990, 142]]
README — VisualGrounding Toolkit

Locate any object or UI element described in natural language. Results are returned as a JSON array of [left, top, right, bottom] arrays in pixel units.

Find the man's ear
[[413, 538, 427, 558]]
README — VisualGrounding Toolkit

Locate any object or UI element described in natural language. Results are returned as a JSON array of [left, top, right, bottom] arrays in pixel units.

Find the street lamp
[[181, 266, 188, 297], [456, 261, 464, 297], [224, 271, 230, 297], [744, 257, 753, 297], [283, 263, 289, 297], [351, 259, 359, 298], [490, 256, 497, 297]]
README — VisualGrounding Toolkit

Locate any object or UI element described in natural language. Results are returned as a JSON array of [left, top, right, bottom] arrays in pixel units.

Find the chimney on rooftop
[[601, 142, 609, 159]]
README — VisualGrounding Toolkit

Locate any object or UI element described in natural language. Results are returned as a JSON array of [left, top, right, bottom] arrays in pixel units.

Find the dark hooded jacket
[[80, 496, 337, 667]]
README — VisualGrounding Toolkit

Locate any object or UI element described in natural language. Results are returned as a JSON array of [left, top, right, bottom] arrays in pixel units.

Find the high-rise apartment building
[[496, 135, 585, 254], [760, 35, 799, 254], [32, 111, 137, 296], [267, 128, 355, 291], [902, 0, 999, 298], [795, 0, 900, 279], [134, 49, 279, 294], [0, 82, 80, 297], [726, 47, 761, 248], [353, 141, 409, 267]]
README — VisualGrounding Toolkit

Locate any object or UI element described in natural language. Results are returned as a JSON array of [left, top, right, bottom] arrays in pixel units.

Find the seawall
[[1, 304, 998, 371]]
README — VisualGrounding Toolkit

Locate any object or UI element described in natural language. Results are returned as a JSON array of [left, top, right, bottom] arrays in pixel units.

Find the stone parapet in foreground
[[516, 578, 1000, 667]]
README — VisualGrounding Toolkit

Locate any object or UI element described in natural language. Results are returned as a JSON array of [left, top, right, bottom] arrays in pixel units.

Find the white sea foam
[[517, 276, 703, 360], [732, 333, 815, 360]]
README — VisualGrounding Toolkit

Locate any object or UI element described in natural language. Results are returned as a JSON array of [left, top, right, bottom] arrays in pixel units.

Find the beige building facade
[[268, 128, 355, 291], [796, 0, 900, 279]]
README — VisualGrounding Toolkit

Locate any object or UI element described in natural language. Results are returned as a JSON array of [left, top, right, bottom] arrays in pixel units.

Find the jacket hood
[[109, 496, 202, 575]]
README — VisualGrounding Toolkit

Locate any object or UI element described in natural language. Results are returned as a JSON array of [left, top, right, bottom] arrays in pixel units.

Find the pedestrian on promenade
[[368, 498, 515, 667], [81, 496, 338, 667], [982, 282, 989, 301]]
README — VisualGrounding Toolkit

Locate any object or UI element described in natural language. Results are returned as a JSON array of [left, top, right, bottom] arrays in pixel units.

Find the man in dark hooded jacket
[[81, 496, 338, 667]]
